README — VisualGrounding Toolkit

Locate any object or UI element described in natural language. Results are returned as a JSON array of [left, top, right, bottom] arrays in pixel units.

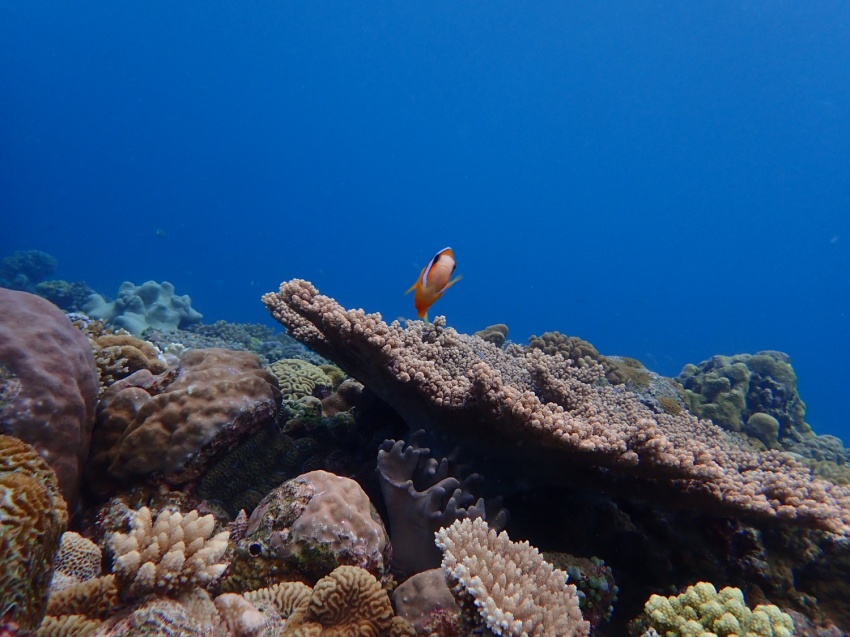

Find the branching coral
[[107, 506, 229, 599], [435, 518, 589, 637]]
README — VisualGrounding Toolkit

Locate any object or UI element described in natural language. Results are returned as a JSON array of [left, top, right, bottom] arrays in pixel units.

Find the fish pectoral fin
[[443, 275, 462, 291], [405, 283, 417, 295]]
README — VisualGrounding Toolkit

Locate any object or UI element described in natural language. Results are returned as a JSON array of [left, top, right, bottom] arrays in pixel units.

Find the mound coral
[[262, 279, 850, 537], [639, 581, 794, 637], [435, 517, 589, 636], [267, 358, 335, 401], [91, 334, 167, 395], [87, 348, 280, 492], [0, 288, 98, 509], [108, 506, 229, 599], [222, 470, 389, 592], [0, 435, 69, 631]]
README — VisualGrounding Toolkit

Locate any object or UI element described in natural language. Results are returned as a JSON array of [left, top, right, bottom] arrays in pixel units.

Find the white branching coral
[[108, 506, 229, 599], [435, 518, 589, 637]]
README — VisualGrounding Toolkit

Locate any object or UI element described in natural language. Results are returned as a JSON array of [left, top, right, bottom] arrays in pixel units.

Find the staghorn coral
[[283, 565, 396, 637], [436, 518, 589, 636], [0, 435, 69, 631], [262, 279, 850, 537], [222, 470, 389, 592], [0, 288, 99, 510], [108, 506, 229, 600], [50, 532, 103, 594], [638, 581, 795, 637], [87, 348, 280, 493], [268, 358, 335, 401]]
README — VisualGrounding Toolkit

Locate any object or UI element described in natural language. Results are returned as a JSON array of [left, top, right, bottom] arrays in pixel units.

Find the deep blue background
[[2, 2, 848, 440]]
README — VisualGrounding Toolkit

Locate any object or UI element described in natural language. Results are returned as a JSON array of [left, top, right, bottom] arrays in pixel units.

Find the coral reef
[[376, 435, 507, 579], [267, 358, 335, 401], [108, 506, 229, 599], [391, 568, 461, 636], [0, 435, 69, 631], [435, 517, 590, 636], [0, 249, 58, 291], [0, 288, 98, 509], [474, 323, 509, 347], [84, 280, 203, 336], [91, 333, 168, 396], [262, 279, 850, 537], [636, 581, 795, 637], [34, 280, 95, 312], [50, 532, 103, 594], [678, 351, 810, 445], [544, 553, 618, 632], [222, 470, 390, 592], [87, 348, 280, 493]]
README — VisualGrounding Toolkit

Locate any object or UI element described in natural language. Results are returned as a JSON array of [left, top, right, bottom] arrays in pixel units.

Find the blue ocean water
[[1, 2, 848, 441]]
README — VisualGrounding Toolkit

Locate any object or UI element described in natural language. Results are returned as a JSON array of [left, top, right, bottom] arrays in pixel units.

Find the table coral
[[262, 279, 850, 537], [0, 435, 69, 631], [87, 348, 280, 492], [435, 517, 590, 637], [639, 581, 795, 637], [0, 288, 98, 509], [221, 470, 389, 592]]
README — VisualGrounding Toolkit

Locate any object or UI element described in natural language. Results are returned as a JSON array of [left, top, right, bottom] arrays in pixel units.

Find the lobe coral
[[262, 279, 850, 537]]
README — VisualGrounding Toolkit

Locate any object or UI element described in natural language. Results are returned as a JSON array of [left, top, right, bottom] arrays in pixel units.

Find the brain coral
[[0, 435, 68, 631], [222, 470, 389, 592], [87, 348, 280, 492], [435, 517, 589, 637], [0, 288, 98, 509], [267, 358, 335, 401]]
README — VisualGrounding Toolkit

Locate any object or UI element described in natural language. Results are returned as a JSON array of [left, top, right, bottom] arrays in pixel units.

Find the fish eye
[[248, 542, 263, 556]]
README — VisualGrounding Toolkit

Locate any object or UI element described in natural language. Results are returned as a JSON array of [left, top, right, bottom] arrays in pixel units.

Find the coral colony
[[1, 273, 849, 636]]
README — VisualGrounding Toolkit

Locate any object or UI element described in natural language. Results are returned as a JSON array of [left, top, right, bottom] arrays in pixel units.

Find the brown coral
[[268, 358, 335, 401], [45, 575, 120, 620], [283, 565, 395, 637], [262, 279, 850, 537], [0, 288, 99, 509], [0, 435, 69, 631], [435, 518, 589, 637], [92, 333, 167, 395], [35, 614, 101, 637], [50, 532, 102, 593], [88, 348, 280, 491]]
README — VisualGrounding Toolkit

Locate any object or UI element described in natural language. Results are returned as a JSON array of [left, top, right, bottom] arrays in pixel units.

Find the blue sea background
[[2, 3, 848, 441]]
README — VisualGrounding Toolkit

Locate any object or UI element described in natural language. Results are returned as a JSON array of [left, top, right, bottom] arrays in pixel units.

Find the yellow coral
[[640, 583, 794, 637], [268, 358, 334, 400]]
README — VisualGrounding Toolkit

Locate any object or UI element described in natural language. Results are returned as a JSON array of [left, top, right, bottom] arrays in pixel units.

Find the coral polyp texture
[[0, 288, 98, 509], [0, 435, 69, 631], [639, 581, 795, 637], [87, 347, 280, 491], [107, 506, 229, 599], [49, 532, 103, 594], [435, 517, 590, 637], [262, 279, 850, 537]]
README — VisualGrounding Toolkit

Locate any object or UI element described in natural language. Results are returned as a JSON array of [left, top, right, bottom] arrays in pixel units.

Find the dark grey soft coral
[[377, 434, 508, 579]]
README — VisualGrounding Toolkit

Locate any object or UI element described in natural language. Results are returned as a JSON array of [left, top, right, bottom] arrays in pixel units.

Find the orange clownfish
[[405, 247, 462, 322]]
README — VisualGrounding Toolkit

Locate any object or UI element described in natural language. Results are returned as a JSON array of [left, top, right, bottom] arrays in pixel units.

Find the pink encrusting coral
[[262, 279, 850, 537]]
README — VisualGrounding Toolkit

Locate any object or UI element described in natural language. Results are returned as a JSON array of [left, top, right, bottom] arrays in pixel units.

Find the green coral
[[640, 582, 794, 637], [267, 358, 334, 400]]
